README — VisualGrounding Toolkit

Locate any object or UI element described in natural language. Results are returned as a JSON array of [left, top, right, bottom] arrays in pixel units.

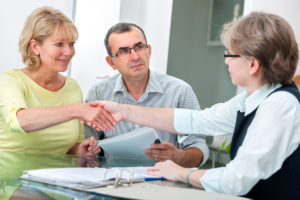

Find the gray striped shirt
[[84, 70, 208, 165]]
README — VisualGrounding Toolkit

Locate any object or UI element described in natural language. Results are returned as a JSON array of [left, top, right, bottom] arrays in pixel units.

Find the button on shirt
[[175, 84, 300, 195], [84, 70, 209, 166]]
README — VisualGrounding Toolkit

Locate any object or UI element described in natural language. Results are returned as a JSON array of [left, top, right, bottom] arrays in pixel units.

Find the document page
[[99, 127, 160, 160]]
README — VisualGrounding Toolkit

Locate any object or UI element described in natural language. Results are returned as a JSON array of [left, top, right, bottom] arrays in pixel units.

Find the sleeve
[[0, 73, 27, 133], [174, 93, 241, 136], [176, 84, 209, 166], [201, 92, 300, 195], [76, 122, 84, 143]]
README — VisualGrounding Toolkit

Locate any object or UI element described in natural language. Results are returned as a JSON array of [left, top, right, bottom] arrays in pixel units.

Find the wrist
[[121, 104, 129, 121], [186, 167, 198, 187], [174, 148, 185, 164], [65, 104, 81, 119]]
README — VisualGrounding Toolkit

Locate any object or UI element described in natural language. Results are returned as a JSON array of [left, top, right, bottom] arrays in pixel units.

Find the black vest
[[230, 82, 300, 200]]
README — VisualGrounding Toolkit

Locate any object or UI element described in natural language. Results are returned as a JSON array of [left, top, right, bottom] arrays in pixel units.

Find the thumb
[[88, 101, 102, 107]]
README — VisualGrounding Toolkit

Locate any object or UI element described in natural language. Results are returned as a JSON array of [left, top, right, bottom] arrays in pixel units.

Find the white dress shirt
[[174, 83, 300, 195]]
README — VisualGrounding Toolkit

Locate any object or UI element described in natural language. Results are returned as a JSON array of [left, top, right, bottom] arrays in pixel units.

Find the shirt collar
[[113, 73, 127, 94], [145, 70, 164, 94], [241, 83, 282, 115], [112, 69, 164, 95]]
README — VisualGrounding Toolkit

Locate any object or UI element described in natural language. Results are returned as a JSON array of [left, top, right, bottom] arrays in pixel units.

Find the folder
[[98, 127, 159, 161], [20, 166, 162, 190]]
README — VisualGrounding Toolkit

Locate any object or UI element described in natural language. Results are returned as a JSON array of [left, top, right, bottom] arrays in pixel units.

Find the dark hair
[[104, 22, 147, 56], [221, 12, 299, 86]]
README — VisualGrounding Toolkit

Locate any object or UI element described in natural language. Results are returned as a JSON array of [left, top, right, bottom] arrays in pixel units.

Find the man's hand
[[145, 142, 182, 163], [145, 142, 203, 167]]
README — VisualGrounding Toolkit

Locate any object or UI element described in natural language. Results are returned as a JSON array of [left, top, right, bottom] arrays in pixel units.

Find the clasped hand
[[81, 101, 122, 131]]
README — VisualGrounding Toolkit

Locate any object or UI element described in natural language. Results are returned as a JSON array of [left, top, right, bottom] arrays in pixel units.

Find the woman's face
[[225, 50, 250, 87], [36, 29, 75, 73]]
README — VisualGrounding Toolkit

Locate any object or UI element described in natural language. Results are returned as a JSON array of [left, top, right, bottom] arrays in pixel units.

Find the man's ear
[[106, 56, 117, 70], [249, 57, 261, 75], [30, 39, 40, 55], [147, 44, 152, 57]]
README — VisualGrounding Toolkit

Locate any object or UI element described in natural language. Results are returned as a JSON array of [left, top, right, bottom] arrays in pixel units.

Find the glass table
[[0, 151, 187, 200]]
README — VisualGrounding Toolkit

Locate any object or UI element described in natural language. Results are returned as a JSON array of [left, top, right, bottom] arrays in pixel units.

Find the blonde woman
[[0, 7, 112, 154]]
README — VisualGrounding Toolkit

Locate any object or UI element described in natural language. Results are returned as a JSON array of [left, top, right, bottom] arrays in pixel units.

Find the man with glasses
[[84, 22, 208, 167]]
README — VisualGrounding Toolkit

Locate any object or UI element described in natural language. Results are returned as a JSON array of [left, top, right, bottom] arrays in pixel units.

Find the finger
[[88, 101, 100, 107], [151, 143, 164, 149], [151, 142, 171, 149], [95, 109, 114, 130], [147, 166, 159, 171], [87, 141, 99, 152], [95, 123, 109, 131], [99, 108, 116, 127], [90, 145, 100, 153], [90, 118, 109, 130]]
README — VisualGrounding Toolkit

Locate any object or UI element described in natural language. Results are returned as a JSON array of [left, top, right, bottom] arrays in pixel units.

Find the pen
[[144, 177, 166, 181]]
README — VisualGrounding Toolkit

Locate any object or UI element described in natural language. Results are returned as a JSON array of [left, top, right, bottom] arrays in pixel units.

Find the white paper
[[20, 167, 158, 189], [99, 127, 159, 160]]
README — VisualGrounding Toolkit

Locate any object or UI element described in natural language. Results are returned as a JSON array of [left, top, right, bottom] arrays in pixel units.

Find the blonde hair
[[19, 6, 78, 69], [221, 12, 299, 86]]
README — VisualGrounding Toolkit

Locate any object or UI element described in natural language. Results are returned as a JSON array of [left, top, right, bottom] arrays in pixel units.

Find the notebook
[[99, 127, 160, 161], [20, 166, 163, 189]]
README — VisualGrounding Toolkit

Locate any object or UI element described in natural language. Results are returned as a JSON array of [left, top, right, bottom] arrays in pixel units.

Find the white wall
[[244, 0, 300, 75], [70, 0, 121, 98], [119, 0, 173, 74], [0, 0, 74, 75]]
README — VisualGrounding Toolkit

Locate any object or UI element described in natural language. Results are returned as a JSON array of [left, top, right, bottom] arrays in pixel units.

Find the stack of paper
[[20, 167, 161, 189]]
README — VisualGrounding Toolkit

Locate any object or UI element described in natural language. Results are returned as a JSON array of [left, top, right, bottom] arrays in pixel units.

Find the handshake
[[81, 101, 122, 131]]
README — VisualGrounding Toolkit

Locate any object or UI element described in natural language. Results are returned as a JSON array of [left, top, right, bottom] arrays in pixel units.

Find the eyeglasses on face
[[224, 50, 240, 58], [111, 43, 148, 58]]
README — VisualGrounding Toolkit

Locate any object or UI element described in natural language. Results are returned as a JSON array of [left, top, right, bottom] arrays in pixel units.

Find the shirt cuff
[[174, 108, 192, 143], [201, 167, 225, 193], [5, 105, 26, 133]]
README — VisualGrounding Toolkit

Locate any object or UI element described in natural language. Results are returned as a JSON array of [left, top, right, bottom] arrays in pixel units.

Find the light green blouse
[[0, 69, 84, 153]]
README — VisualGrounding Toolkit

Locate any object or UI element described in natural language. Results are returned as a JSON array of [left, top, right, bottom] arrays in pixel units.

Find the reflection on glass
[[0, 152, 153, 200]]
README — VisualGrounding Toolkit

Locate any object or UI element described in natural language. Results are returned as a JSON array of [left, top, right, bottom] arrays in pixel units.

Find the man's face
[[106, 27, 151, 81]]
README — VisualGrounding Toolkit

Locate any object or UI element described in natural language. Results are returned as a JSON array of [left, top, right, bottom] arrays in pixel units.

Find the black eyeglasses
[[224, 51, 240, 58], [111, 43, 148, 58]]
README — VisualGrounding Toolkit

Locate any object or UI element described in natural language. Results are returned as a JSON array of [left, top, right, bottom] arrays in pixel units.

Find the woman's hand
[[77, 137, 101, 155], [147, 160, 188, 182], [82, 101, 122, 131], [79, 103, 117, 131]]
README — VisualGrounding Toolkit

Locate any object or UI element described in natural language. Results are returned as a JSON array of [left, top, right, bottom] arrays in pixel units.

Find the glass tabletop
[[0, 151, 159, 200]]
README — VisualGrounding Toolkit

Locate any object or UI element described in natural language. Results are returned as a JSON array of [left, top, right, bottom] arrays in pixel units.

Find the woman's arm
[[17, 103, 115, 132], [91, 101, 178, 134]]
